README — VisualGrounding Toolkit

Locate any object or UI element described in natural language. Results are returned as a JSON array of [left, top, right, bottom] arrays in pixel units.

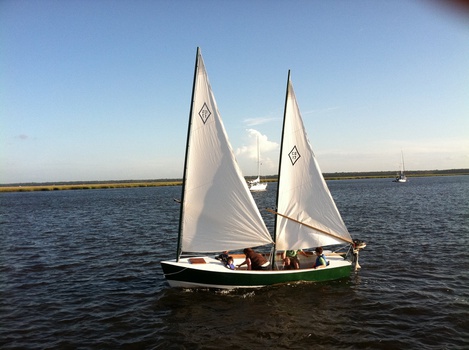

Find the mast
[[257, 136, 260, 179], [271, 70, 291, 263], [401, 150, 405, 175], [176, 47, 199, 261]]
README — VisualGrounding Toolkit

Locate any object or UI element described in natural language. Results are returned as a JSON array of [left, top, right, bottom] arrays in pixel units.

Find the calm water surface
[[1, 176, 468, 349]]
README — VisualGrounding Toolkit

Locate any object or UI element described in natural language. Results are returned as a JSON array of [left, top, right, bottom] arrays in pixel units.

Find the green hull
[[161, 260, 352, 289]]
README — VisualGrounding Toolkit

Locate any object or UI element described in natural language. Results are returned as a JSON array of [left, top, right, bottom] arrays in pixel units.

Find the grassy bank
[[1, 169, 467, 193], [0, 181, 182, 193]]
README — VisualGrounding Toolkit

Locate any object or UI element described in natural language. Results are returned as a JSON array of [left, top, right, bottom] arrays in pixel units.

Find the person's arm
[[299, 250, 309, 257], [237, 259, 247, 268]]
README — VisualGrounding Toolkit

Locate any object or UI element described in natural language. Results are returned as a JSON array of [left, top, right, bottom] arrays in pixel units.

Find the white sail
[[180, 49, 273, 253], [275, 74, 352, 250], [250, 176, 261, 184]]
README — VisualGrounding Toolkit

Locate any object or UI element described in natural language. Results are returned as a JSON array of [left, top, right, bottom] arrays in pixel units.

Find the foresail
[[250, 176, 260, 184], [180, 49, 273, 253], [275, 74, 352, 250]]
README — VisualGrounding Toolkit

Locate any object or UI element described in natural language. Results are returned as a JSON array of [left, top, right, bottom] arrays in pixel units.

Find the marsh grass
[[1, 170, 467, 193], [0, 181, 182, 193]]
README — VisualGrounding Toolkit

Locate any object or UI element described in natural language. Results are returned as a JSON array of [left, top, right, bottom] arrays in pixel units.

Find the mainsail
[[179, 48, 273, 254], [275, 72, 352, 250]]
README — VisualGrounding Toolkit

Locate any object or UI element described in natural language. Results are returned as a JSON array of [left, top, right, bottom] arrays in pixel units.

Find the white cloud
[[235, 129, 279, 176], [243, 117, 278, 126]]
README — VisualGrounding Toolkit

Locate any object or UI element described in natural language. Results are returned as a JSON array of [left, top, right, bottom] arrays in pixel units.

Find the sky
[[1, 0, 468, 184]]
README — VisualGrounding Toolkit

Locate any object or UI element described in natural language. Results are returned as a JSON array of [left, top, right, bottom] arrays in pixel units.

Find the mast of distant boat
[[401, 150, 405, 176], [256, 136, 261, 181]]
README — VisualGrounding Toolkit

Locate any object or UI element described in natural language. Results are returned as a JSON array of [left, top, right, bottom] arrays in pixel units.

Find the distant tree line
[[1, 169, 468, 187], [0, 178, 182, 187], [251, 168, 469, 181], [324, 168, 469, 178]]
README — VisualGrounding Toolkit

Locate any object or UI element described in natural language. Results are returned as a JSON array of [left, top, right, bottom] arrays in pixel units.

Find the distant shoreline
[[1, 169, 467, 193], [0, 181, 182, 193]]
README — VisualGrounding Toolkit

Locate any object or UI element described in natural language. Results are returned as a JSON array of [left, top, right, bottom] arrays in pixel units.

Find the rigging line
[[164, 268, 190, 276], [265, 208, 353, 245]]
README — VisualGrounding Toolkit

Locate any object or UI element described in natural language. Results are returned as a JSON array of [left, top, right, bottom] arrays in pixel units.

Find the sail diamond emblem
[[199, 103, 211, 124], [288, 146, 301, 165]]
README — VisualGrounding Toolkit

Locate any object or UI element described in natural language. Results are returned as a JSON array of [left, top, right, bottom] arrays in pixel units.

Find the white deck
[[163, 251, 350, 274]]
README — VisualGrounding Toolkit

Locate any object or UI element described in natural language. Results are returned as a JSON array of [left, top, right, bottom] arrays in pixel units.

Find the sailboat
[[393, 151, 407, 183], [248, 136, 268, 192], [160, 50, 364, 289]]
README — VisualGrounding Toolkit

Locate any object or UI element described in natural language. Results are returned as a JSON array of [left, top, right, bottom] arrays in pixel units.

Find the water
[[1, 176, 468, 349]]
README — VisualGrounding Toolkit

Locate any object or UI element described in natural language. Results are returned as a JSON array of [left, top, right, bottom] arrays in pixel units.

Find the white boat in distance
[[393, 151, 407, 183], [248, 137, 267, 192], [160, 48, 364, 289]]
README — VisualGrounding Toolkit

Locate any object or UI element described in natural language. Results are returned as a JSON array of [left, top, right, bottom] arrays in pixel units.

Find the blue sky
[[1, 0, 468, 184]]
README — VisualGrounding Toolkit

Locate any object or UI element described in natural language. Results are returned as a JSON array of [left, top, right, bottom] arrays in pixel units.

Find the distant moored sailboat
[[248, 136, 268, 192], [393, 151, 407, 183]]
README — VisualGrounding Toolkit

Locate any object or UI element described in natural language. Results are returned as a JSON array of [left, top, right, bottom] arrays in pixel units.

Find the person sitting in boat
[[282, 249, 308, 269], [237, 248, 270, 270], [215, 251, 230, 262], [312, 247, 328, 269], [226, 256, 235, 270], [215, 251, 235, 270]]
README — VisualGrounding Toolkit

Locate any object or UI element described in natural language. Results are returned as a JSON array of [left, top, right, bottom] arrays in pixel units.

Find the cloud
[[17, 134, 29, 140], [243, 117, 278, 126], [235, 129, 280, 176], [236, 129, 278, 159]]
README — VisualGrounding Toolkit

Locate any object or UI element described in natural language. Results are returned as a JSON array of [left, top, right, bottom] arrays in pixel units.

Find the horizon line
[[2, 168, 468, 187]]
